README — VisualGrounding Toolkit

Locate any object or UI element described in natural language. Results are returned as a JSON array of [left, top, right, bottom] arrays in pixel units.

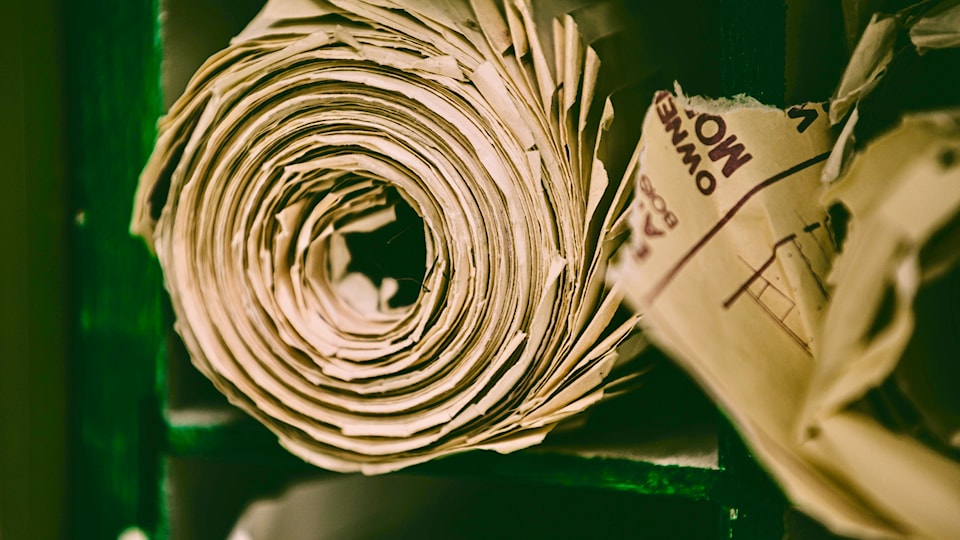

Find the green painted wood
[[411, 451, 723, 501], [716, 418, 788, 539], [718, 0, 788, 106], [164, 415, 299, 461], [153, 456, 172, 540], [164, 414, 722, 501], [64, 0, 165, 536]]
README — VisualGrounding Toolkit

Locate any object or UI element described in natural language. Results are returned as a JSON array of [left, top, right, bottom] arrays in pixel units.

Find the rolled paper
[[133, 0, 653, 473]]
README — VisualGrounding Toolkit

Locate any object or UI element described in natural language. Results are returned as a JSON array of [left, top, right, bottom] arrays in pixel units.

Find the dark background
[[1, 0, 68, 539]]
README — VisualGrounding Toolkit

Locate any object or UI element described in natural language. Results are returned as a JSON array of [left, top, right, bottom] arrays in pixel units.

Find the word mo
[[654, 91, 753, 195]]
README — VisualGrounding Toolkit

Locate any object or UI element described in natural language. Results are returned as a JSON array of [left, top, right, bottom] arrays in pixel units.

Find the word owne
[[654, 91, 753, 195]]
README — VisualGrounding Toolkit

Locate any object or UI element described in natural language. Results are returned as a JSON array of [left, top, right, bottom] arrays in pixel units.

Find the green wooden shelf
[[162, 408, 720, 499], [156, 400, 786, 537]]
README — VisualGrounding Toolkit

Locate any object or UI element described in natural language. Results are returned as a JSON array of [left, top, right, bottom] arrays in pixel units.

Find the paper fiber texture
[[614, 3, 960, 535], [617, 85, 960, 538], [617, 71, 960, 540], [615, 89, 835, 460], [132, 0, 655, 473], [611, 90, 879, 533], [812, 10, 960, 537]]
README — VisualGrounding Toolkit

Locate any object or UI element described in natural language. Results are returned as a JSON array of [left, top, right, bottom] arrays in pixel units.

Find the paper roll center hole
[[342, 186, 427, 310]]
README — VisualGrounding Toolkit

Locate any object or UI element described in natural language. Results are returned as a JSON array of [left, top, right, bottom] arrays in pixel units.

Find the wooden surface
[[64, 0, 165, 537]]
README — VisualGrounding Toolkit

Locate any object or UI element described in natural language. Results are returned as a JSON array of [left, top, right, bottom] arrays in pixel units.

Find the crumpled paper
[[615, 2, 960, 536]]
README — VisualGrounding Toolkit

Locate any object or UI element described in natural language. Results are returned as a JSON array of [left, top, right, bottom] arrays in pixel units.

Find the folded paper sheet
[[617, 89, 960, 539], [612, 90, 867, 530], [615, 49, 960, 540], [132, 0, 656, 473]]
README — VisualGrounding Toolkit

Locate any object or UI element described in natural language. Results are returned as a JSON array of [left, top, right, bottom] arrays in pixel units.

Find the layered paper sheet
[[132, 0, 655, 473]]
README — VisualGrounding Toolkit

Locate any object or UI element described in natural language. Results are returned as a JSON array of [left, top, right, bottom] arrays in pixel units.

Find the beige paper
[[613, 91, 894, 536], [805, 112, 960, 539], [133, 0, 655, 473], [615, 89, 960, 538], [910, 2, 960, 53]]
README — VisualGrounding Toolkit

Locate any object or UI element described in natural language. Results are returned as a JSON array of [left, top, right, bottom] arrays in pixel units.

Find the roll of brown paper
[[132, 0, 652, 473]]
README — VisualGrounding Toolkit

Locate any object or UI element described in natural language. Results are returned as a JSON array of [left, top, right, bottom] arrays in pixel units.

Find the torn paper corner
[[671, 81, 775, 113]]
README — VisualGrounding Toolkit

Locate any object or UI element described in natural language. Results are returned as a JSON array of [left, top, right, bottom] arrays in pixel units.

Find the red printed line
[[643, 151, 831, 303], [722, 234, 797, 309]]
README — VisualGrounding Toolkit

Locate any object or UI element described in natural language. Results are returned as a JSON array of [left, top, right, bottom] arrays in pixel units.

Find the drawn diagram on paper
[[721, 233, 813, 353]]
